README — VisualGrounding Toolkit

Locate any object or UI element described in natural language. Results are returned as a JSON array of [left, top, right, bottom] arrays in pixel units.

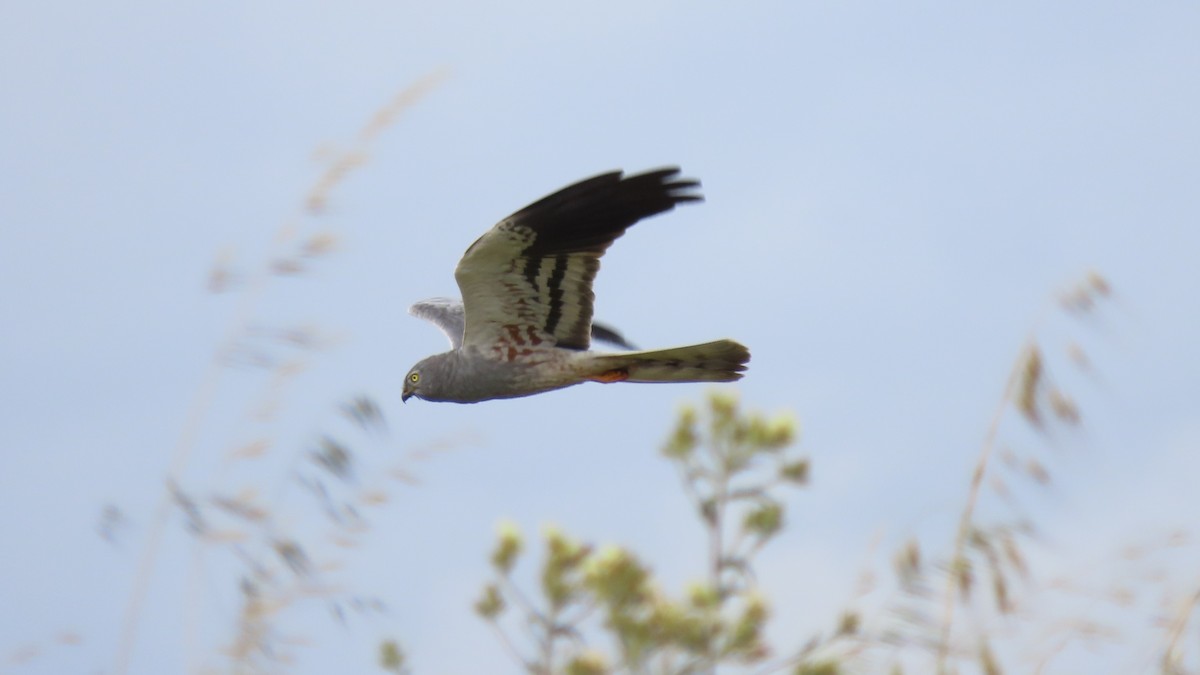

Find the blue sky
[[3, 1, 1199, 673]]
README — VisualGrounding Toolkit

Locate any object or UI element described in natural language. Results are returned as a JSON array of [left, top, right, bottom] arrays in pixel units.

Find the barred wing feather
[[455, 168, 701, 353], [409, 297, 638, 350]]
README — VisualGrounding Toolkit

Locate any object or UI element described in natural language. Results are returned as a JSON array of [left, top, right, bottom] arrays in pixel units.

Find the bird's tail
[[586, 339, 750, 384]]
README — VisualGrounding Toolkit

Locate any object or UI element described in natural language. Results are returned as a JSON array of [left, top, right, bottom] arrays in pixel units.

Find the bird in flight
[[402, 167, 750, 403]]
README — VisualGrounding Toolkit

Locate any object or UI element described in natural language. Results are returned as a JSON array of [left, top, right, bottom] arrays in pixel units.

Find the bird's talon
[[589, 368, 630, 383]]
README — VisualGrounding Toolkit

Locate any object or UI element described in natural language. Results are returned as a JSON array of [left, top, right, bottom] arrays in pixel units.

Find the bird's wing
[[408, 297, 466, 349], [454, 168, 700, 356], [411, 297, 636, 351], [589, 322, 637, 350]]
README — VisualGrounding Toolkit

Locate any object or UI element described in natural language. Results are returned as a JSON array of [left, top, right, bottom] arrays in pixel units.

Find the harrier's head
[[401, 353, 453, 403]]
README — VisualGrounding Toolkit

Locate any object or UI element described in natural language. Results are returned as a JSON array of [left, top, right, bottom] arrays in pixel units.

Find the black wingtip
[[625, 166, 703, 204], [515, 165, 705, 256], [590, 321, 638, 350]]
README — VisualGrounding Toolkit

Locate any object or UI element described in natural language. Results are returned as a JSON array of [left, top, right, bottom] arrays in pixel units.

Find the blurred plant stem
[[475, 392, 817, 674]]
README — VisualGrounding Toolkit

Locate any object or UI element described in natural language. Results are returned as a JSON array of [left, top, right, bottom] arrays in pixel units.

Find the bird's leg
[[588, 368, 630, 383]]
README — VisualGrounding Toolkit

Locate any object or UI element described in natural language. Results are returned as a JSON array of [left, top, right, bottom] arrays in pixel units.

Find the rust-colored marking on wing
[[491, 324, 549, 363]]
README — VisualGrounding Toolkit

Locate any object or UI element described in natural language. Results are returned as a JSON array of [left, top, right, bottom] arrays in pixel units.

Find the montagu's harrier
[[402, 167, 749, 403]]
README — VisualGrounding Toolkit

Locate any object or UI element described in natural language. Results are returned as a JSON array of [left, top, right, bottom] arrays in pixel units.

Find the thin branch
[[1161, 585, 1200, 671], [486, 620, 533, 673], [935, 337, 1034, 670]]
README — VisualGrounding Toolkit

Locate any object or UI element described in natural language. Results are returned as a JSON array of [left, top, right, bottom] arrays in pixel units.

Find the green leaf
[[795, 660, 842, 675], [743, 501, 784, 539], [490, 521, 523, 574], [474, 583, 505, 620], [779, 459, 810, 485], [379, 639, 405, 674]]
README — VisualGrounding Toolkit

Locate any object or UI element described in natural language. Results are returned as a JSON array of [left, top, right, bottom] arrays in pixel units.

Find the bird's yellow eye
[[409, 372, 420, 383]]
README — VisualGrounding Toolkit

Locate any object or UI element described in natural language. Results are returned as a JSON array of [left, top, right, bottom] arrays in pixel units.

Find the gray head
[[402, 352, 456, 403]]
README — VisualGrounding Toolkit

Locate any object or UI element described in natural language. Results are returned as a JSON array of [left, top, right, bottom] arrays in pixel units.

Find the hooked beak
[[402, 390, 412, 404]]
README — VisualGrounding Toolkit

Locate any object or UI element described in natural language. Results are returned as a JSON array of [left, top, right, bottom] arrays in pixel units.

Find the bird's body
[[403, 167, 749, 404], [409, 339, 749, 403]]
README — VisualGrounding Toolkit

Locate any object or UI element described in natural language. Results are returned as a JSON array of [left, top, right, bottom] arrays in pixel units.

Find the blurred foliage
[[444, 271, 1200, 675], [861, 271, 1200, 675], [379, 639, 409, 675], [470, 392, 856, 674]]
